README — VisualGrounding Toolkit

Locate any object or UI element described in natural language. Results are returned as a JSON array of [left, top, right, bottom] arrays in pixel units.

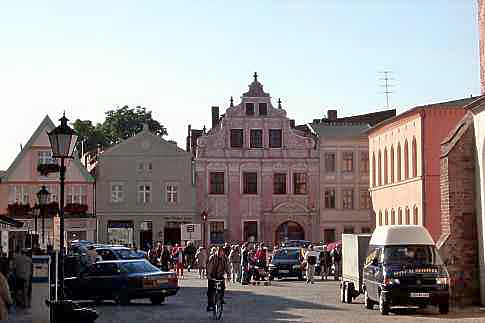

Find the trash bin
[[47, 300, 98, 323]]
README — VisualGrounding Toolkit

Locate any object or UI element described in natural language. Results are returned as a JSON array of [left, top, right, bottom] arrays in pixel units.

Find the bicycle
[[210, 279, 225, 320]]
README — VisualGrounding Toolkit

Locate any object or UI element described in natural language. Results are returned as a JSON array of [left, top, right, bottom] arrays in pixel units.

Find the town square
[[1, 1, 485, 322]]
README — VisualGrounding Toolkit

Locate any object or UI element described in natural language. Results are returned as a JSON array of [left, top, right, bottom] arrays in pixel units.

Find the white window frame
[[165, 183, 178, 204], [137, 182, 152, 204], [110, 182, 125, 203]]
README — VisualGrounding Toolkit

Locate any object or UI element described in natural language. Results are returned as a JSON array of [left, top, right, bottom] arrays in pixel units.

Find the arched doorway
[[275, 221, 304, 242]]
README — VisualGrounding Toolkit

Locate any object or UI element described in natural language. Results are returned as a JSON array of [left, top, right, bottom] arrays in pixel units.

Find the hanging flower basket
[[37, 163, 60, 176]]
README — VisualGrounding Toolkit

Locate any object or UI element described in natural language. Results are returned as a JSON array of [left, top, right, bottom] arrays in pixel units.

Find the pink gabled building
[[190, 74, 319, 245], [0, 115, 96, 254]]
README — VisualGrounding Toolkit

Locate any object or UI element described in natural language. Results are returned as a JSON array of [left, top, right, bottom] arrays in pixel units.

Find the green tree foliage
[[72, 106, 167, 156]]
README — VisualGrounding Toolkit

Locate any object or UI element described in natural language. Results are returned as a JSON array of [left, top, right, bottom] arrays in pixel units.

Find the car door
[[77, 263, 105, 300], [363, 247, 381, 301]]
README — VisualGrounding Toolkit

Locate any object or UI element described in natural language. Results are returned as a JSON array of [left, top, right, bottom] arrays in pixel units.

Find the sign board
[[181, 223, 201, 241]]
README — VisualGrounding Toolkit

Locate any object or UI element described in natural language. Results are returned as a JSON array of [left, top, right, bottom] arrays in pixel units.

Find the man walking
[[304, 245, 316, 284], [228, 245, 241, 283]]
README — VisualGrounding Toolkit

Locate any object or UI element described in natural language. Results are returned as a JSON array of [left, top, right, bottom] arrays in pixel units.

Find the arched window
[[384, 148, 388, 185], [397, 143, 402, 181], [378, 211, 383, 226], [413, 206, 418, 224], [385, 210, 389, 225], [390, 146, 395, 183], [405, 207, 410, 224], [390, 209, 395, 225], [412, 137, 417, 177], [378, 150, 382, 186], [404, 140, 409, 179], [393, 209, 399, 225], [398, 208, 402, 225], [372, 153, 376, 187]]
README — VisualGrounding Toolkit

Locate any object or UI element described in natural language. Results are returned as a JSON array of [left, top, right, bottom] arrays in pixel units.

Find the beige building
[[96, 125, 197, 249], [305, 109, 395, 243]]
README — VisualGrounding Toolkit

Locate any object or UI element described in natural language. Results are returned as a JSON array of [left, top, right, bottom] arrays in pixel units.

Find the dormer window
[[259, 103, 267, 116], [245, 103, 255, 116]]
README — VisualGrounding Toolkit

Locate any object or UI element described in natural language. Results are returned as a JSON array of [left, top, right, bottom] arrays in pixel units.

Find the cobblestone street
[[60, 271, 485, 323]]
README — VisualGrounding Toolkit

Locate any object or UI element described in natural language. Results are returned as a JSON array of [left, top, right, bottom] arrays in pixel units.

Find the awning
[[0, 215, 24, 228]]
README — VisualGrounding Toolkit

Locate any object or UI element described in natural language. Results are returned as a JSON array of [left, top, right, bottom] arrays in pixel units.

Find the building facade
[[96, 125, 197, 249], [479, 0, 485, 94], [0, 116, 96, 254], [369, 98, 474, 242], [306, 109, 395, 243], [192, 74, 319, 245]]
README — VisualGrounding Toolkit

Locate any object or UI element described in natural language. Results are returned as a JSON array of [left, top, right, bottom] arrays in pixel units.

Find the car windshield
[[383, 245, 442, 265], [120, 261, 160, 273], [115, 249, 144, 259], [273, 249, 299, 260]]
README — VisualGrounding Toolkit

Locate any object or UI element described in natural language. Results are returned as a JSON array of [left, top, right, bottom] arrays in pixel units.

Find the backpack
[[307, 255, 316, 265]]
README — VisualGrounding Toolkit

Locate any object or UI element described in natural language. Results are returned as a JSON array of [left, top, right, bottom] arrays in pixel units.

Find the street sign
[[181, 224, 201, 241]]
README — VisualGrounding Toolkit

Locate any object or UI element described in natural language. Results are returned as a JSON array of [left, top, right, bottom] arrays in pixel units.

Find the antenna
[[379, 71, 394, 108]]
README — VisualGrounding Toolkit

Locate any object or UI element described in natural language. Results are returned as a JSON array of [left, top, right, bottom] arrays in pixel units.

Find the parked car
[[362, 225, 450, 315], [281, 240, 311, 248], [268, 247, 304, 281], [96, 247, 145, 261], [64, 259, 179, 305]]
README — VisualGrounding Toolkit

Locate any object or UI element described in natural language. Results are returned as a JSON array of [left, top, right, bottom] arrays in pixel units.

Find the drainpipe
[[420, 110, 426, 229]]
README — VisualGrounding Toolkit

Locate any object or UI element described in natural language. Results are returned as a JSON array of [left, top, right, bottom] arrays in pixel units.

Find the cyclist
[[206, 246, 230, 312]]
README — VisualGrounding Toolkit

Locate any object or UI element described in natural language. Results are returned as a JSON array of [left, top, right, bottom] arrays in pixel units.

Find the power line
[[378, 71, 394, 109]]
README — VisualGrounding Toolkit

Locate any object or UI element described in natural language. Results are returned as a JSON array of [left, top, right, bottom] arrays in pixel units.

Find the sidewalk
[[6, 306, 32, 323]]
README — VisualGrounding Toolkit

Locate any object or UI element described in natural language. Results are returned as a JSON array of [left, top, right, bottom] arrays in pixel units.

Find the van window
[[383, 245, 442, 265], [365, 247, 381, 267]]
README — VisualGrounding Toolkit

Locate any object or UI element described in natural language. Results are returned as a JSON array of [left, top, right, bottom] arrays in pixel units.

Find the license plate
[[410, 292, 429, 298], [279, 270, 289, 274]]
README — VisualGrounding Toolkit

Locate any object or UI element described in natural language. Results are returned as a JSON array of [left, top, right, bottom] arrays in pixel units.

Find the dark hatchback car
[[64, 259, 179, 305], [268, 247, 303, 281]]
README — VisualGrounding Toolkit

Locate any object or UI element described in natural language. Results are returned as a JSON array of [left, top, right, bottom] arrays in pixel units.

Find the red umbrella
[[325, 240, 341, 252]]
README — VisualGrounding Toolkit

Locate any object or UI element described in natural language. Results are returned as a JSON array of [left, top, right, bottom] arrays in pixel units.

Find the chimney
[[327, 110, 337, 121], [211, 106, 219, 128], [289, 120, 295, 128]]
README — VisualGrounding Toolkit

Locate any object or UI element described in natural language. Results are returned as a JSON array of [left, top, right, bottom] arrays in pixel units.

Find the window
[[390, 146, 395, 183], [413, 206, 418, 225], [360, 152, 369, 173], [384, 149, 388, 184], [397, 143, 402, 181], [404, 140, 409, 179], [137, 183, 151, 204], [250, 129, 263, 148], [210, 221, 224, 244], [378, 150, 382, 186], [293, 173, 307, 194], [323, 229, 336, 243], [325, 153, 336, 172], [210, 172, 224, 194], [243, 172, 258, 194], [269, 129, 282, 148], [111, 183, 124, 203], [244, 221, 258, 242], [66, 185, 87, 205], [385, 211, 389, 225], [9, 185, 29, 204], [359, 190, 371, 209], [245, 103, 254, 116], [412, 138, 417, 177], [343, 227, 354, 234], [258, 103, 267, 116], [166, 184, 178, 203], [372, 153, 376, 187], [273, 173, 287, 194], [390, 209, 395, 225], [378, 211, 383, 226], [38, 151, 56, 165], [230, 129, 243, 148], [398, 208, 402, 225], [343, 152, 354, 172], [405, 207, 410, 224], [324, 189, 336, 208], [361, 227, 372, 234], [342, 189, 354, 209]]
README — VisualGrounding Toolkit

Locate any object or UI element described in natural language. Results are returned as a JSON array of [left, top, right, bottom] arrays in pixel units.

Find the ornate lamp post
[[201, 211, 208, 248], [47, 113, 78, 301], [37, 185, 50, 247]]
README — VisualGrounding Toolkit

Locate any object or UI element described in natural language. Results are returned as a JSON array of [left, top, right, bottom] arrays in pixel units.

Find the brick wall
[[438, 116, 480, 307]]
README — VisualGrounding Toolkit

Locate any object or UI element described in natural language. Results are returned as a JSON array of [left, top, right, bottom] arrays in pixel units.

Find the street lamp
[[37, 185, 50, 247], [201, 211, 208, 248], [47, 113, 78, 302]]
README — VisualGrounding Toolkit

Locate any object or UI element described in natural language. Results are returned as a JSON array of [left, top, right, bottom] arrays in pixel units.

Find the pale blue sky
[[0, 1, 480, 170]]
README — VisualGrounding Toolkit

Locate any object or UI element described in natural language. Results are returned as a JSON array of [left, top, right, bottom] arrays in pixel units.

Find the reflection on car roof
[[96, 259, 149, 264]]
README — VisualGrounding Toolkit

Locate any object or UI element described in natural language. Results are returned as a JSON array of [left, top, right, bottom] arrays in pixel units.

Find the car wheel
[[364, 289, 373, 309], [340, 284, 346, 303], [150, 295, 165, 305], [379, 291, 389, 315], [439, 302, 449, 315], [115, 293, 130, 306]]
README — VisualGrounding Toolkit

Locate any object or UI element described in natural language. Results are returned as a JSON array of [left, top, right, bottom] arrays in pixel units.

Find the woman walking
[[195, 246, 207, 279]]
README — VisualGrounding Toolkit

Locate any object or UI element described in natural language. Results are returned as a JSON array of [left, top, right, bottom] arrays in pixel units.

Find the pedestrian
[[304, 245, 316, 284], [240, 243, 250, 285], [160, 245, 171, 272], [0, 262, 12, 321], [173, 245, 184, 278], [13, 248, 32, 308], [184, 241, 196, 272], [229, 245, 241, 283], [206, 247, 230, 312], [320, 246, 331, 280], [332, 244, 342, 280], [195, 246, 207, 279]]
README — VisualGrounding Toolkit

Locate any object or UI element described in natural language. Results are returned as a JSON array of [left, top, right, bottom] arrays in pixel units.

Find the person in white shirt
[[304, 245, 316, 284]]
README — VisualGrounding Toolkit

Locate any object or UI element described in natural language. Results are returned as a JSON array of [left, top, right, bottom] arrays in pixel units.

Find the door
[[140, 230, 153, 251], [363, 247, 381, 301]]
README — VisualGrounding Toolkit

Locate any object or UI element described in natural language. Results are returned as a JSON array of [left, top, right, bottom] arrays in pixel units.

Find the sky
[[0, 0, 480, 170]]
